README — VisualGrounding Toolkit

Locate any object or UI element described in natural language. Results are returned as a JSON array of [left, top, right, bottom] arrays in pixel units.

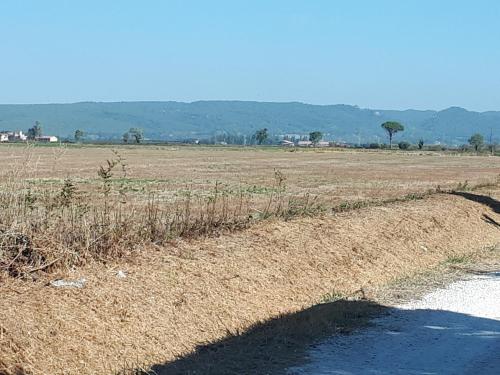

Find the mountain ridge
[[0, 101, 498, 144]]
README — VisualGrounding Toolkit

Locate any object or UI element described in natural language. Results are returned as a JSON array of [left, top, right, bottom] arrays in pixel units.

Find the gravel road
[[288, 272, 500, 375]]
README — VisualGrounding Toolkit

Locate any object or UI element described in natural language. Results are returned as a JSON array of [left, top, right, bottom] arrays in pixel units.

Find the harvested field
[[1, 144, 499, 276], [1, 144, 499, 203], [0, 184, 499, 374]]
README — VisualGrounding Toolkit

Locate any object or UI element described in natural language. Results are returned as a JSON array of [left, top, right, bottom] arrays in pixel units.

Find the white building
[[35, 136, 58, 143], [297, 140, 313, 147], [281, 140, 295, 147], [9, 131, 27, 141], [316, 141, 330, 147], [0, 131, 27, 142]]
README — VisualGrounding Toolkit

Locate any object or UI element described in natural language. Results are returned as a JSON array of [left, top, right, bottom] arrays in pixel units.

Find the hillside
[[0, 101, 498, 144]]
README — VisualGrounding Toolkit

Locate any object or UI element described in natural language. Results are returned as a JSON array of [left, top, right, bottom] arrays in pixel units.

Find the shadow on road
[[141, 297, 500, 375], [145, 299, 385, 375]]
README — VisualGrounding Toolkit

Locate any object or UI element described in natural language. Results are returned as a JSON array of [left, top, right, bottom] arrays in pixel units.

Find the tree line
[[25, 120, 496, 152]]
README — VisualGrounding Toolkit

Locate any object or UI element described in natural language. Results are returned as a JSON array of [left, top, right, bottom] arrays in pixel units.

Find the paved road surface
[[288, 272, 500, 375]]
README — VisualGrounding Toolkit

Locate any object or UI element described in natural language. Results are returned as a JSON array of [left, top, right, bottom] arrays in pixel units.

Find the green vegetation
[[398, 141, 411, 150], [309, 131, 323, 145], [0, 102, 498, 144], [74, 129, 85, 142], [254, 128, 268, 145], [381, 121, 405, 148], [418, 139, 424, 150], [320, 291, 345, 303], [445, 254, 471, 264], [468, 133, 484, 151], [27, 121, 42, 139], [122, 128, 144, 143], [129, 128, 144, 143]]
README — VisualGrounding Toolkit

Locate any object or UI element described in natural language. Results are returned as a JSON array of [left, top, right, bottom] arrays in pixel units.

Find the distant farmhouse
[[280, 140, 295, 147], [316, 141, 330, 147], [0, 131, 28, 142], [0, 130, 58, 143], [35, 135, 58, 143], [297, 140, 313, 147], [280, 138, 349, 148]]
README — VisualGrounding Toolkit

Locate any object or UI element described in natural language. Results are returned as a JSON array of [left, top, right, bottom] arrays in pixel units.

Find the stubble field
[[2, 144, 499, 202]]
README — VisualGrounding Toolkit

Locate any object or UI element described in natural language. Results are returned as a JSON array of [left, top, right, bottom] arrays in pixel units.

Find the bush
[[427, 145, 448, 152], [398, 141, 411, 150]]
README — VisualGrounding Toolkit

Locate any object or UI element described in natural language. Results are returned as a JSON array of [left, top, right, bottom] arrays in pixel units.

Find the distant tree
[[468, 133, 484, 152], [381, 121, 404, 148], [309, 131, 323, 145], [254, 128, 268, 145], [129, 128, 144, 143], [27, 121, 43, 140], [122, 132, 130, 143], [398, 141, 411, 150], [74, 129, 85, 142], [418, 139, 424, 150]]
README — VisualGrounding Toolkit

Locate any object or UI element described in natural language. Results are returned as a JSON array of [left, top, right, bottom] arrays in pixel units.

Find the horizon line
[[0, 100, 495, 114]]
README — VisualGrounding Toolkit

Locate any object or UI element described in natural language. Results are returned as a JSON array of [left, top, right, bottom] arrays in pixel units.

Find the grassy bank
[[1, 185, 499, 374]]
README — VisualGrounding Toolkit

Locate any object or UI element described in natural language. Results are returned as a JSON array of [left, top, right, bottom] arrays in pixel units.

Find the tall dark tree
[[381, 121, 404, 148], [254, 128, 268, 145], [418, 139, 424, 150], [468, 133, 484, 152], [309, 131, 323, 145], [74, 129, 85, 142], [27, 121, 43, 140]]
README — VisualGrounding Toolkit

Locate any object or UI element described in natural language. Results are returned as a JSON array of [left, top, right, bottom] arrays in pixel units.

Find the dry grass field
[[0, 143, 499, 374], [2, 144, 499, 202], [0, 143, 499, 275]]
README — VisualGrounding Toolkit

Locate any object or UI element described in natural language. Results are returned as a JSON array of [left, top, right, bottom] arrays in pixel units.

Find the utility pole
[[489, 127, 493, 155]]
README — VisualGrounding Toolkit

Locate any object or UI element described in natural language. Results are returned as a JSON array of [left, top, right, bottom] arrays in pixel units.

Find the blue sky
[[1, 0, 499, 110]]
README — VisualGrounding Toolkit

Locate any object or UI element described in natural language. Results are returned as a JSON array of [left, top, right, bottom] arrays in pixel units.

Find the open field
[[1, 144, 498, 272], [0, 144, 499, 374], [2, 144, 499, 203]]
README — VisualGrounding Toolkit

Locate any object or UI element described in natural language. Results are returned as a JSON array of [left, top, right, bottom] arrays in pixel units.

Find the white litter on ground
[[288, 272, 500, 375], [116, 270, 127, 278], [50, 278, 87, 288]]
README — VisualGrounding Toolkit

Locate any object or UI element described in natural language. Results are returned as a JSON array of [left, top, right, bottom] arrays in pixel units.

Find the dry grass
[[0, 185, 499, 374], [1, 144, 499, 202], [0, 144, 499, 374], [0, 144, 499, 277]]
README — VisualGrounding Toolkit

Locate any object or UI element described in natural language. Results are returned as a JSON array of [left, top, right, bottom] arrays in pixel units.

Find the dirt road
[[288, 272, 500, 375]]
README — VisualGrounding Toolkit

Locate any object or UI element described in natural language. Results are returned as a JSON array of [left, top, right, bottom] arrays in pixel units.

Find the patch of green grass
[[319, 291, 345, 303], [445, 254, 471, 265]]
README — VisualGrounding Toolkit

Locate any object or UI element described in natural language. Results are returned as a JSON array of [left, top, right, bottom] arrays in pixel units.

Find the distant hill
[[0, 101, 498, 145]]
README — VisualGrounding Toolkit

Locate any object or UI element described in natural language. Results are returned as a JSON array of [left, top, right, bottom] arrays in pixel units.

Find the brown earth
[[0, 186, 499, 375]]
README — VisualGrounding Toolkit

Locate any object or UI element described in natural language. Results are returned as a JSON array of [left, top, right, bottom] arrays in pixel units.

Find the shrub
[[398, 141, 411, 150]]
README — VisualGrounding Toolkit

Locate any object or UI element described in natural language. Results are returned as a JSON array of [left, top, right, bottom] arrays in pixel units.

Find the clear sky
[[1, 0, 499, 111]]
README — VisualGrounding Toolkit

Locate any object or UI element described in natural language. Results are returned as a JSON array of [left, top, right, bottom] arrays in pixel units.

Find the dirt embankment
[[1, 188, 499, 375]]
